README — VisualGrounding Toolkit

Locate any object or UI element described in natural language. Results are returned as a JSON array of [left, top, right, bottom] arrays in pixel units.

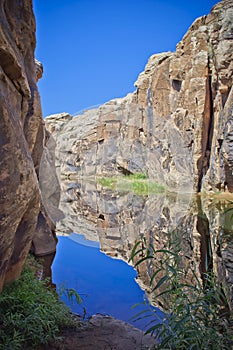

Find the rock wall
[[46, 0, 233, 195], [44, 0, 233, 309], [0, 0, 56, 291]]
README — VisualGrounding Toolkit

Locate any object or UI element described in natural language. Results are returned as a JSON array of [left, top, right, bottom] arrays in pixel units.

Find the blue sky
[[34, 0, 218, 117]]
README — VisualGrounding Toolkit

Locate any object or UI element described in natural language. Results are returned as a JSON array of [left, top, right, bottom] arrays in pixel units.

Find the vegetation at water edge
[[0, 256, 79, 350], [129, 231, 233, 349], [97, 173, 165, 195]]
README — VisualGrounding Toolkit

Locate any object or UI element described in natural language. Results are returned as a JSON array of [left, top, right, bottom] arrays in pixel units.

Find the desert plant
[[129, 233, 233, 349]]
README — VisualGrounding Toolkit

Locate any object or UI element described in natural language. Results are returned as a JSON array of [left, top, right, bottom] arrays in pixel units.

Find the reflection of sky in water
[[52, 235, 163, 330]]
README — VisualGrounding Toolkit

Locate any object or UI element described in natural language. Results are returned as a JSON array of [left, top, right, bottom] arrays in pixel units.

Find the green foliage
[[97, 173, 165, 195], [128, 180, 165, 195], [58, 282, 83, 305], [97, 176, 117, 188], [128, 173, 148, 180], [129, 233, 233, 349], [0, 262, 78, 350]]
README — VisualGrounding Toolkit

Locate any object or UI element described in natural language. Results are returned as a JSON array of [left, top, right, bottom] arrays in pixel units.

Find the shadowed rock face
[[46, 0, 233, 194], [0, 0, 56, 291]]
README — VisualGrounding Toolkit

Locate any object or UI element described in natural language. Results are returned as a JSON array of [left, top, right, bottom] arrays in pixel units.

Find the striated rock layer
[[0, 0, 57, 291], [46, 0, 233, 195]]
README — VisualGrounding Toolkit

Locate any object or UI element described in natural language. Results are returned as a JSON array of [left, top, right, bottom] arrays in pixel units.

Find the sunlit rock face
[[0, 0, 56, 291], [46, 0, 233, 194]]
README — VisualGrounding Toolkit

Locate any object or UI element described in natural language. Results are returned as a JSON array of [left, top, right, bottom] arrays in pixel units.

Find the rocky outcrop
[[0, 0, 56, 291], [39, 314, 155, 350], [46, 0, 233, 194]]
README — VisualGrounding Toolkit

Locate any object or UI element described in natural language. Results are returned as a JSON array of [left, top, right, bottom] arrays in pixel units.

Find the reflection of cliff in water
[[57, 179, 233, 308]]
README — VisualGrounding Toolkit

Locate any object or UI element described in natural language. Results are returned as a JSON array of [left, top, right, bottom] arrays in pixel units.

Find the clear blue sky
[[34, 0, 218, 117]]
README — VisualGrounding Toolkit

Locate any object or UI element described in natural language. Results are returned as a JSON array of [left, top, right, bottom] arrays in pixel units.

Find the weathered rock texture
[[0, 0, 56, 291], [39, 314, 155, 350], [45, 0, 233, 308], [46, 0, 233, 194]]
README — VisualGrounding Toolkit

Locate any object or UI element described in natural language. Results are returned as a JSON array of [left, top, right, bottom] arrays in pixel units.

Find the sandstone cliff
[[0, 0, 56, 291], [46, 0, 233, 195], [45, 0, 233, 308]]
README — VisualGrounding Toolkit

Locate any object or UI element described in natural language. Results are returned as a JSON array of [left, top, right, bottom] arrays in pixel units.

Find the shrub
[[0, 259, 78, 350]]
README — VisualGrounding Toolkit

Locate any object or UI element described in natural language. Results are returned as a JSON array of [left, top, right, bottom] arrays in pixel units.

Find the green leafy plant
[[0, 259, 79, 350], [129, 233, 233, 349], [58, 282, 83, 305]]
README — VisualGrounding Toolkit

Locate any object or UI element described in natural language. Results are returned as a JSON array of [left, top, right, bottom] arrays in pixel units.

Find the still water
[[50, 180, 233, 330], [52, 235, 163, 330]]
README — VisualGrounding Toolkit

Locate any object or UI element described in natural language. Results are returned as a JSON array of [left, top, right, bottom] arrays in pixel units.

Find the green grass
[[128, 173, 148, 180], [97, 173, 165, 195], [97, 176, 117, 188], [0, 257, 79, 350]]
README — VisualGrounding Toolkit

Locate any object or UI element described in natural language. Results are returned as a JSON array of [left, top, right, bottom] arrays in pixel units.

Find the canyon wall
[[0, 0, 57, 291], [44, 0, 233, 307], [46, 0, 233, 194]]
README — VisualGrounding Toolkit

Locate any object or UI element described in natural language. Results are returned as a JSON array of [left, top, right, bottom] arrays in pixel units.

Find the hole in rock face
[[117, 166, 133, 176], [172, 79, 182, 92], [98, 214, 105, 220]]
